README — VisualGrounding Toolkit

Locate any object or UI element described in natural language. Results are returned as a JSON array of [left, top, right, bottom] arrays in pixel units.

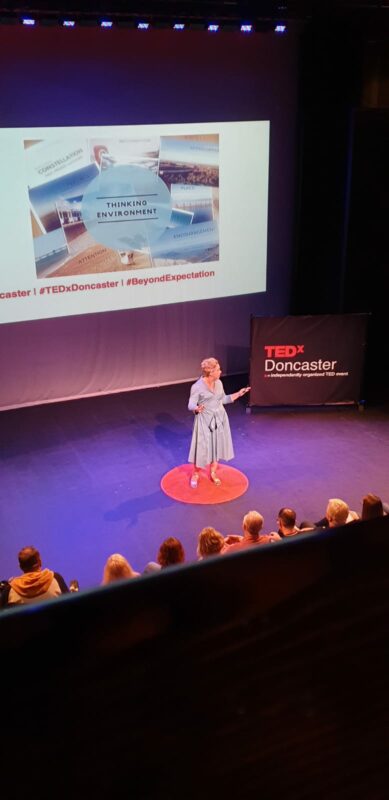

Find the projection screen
[[0, 120, 269, 324]]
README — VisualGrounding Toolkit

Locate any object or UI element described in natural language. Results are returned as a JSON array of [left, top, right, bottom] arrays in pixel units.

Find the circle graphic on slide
[[81, 164, 172, 252]]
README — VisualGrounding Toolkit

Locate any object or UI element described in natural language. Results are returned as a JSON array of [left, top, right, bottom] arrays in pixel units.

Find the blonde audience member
[[197, 527, 225, 559], [102, 554, 140, 584], [326, 498, 350, 527]]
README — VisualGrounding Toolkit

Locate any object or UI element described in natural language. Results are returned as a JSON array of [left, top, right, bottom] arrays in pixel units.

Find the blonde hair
[[201, 357, 219, 376], [197, 527, 225, 558], [243, 511, 264, 537], [102, 553, 138, 584], [326, 499, 349, 527]]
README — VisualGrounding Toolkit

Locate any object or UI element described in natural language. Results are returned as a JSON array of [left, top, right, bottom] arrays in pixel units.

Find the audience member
[[326, 498, 350, 527], [3, 490, 384, 604], [159, 537, 185, 566], [303, 498, 356, 531], [197, 527, 225, 559], [4, 546, 68, 607], [144, 537, 185, 573], [269, 508, 301, 542], [222, 511, 270, 554], [361, 493, 384, 521], [102, 554, 139, 584]]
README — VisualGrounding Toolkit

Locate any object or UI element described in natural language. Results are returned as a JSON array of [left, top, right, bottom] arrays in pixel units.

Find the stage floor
[[1, 380, 388, 588]]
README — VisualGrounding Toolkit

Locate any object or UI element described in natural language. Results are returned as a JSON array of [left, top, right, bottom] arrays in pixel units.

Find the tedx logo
[[264, 345, 304, 358]]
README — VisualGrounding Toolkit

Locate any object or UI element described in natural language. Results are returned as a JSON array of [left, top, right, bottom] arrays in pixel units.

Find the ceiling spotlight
[[63, 20, 75, 27], [208, 24, 219, 32], [240, 24, 253, 33], [22, 17, 36, 26], [173, 23, 185, 30], [137, 21, 150, 30], [275, 24, 286, 33], [101, 20, 113, 28]]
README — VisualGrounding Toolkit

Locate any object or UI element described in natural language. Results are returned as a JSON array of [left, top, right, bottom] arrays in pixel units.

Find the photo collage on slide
[[25, 135, 219, 279]]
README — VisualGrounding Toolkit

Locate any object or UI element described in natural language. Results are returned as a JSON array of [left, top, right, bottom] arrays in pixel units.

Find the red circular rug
[[160, 463, 249, 505]]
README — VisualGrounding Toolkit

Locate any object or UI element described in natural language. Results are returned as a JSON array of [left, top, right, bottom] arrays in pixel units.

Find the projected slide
[[0, 121, 269, 323]]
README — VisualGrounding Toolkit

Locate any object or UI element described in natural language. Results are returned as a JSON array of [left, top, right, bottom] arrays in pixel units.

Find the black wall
[[294, 10, 389, 396]]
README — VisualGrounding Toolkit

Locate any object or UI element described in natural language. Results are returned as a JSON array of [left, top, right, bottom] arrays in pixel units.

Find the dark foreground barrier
[[2, 516, 389, 799]]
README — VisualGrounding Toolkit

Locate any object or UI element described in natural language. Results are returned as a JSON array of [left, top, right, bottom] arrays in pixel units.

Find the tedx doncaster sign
[[249, 314, 367, 407]]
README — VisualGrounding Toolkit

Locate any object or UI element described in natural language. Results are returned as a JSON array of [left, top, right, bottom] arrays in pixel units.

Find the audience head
[[277, 508, 297, 532], [362, 493, 384, 521], [18, 546, 41, 573], [197, 527, 225, 559], [243, 511, 264, 539], [326, 498, 349, 527], [102, 554, 138, 584], [157, 537, 185, 568]]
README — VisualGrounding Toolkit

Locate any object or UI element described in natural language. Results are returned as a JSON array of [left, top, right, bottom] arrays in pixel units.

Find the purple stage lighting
[[101, 20, 113, 28], [275, 24, 286, 33], [137, 22, 150, 30], [22, 18, 36, 26], [173, 23, 185, 30], [63, 20, 75, 28], [240, 24, 253, 33], [208, 24, 219, 32]]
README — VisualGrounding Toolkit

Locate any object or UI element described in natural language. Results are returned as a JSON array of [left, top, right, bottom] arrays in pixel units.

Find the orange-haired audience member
[[158, 537, 185, 567], [197, 527, 225, 559], [361, 493, 384, 521], [144, 537, 185, 574], [102, 554, 140, 584], [222, 510, 270, 554]]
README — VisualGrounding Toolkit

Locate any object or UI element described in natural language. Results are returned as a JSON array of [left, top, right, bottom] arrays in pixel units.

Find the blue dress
[[188, 377, 234, 468]]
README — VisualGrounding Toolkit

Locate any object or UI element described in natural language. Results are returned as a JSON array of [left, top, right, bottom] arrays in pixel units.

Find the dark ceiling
[[1, 0, 388, 24]]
